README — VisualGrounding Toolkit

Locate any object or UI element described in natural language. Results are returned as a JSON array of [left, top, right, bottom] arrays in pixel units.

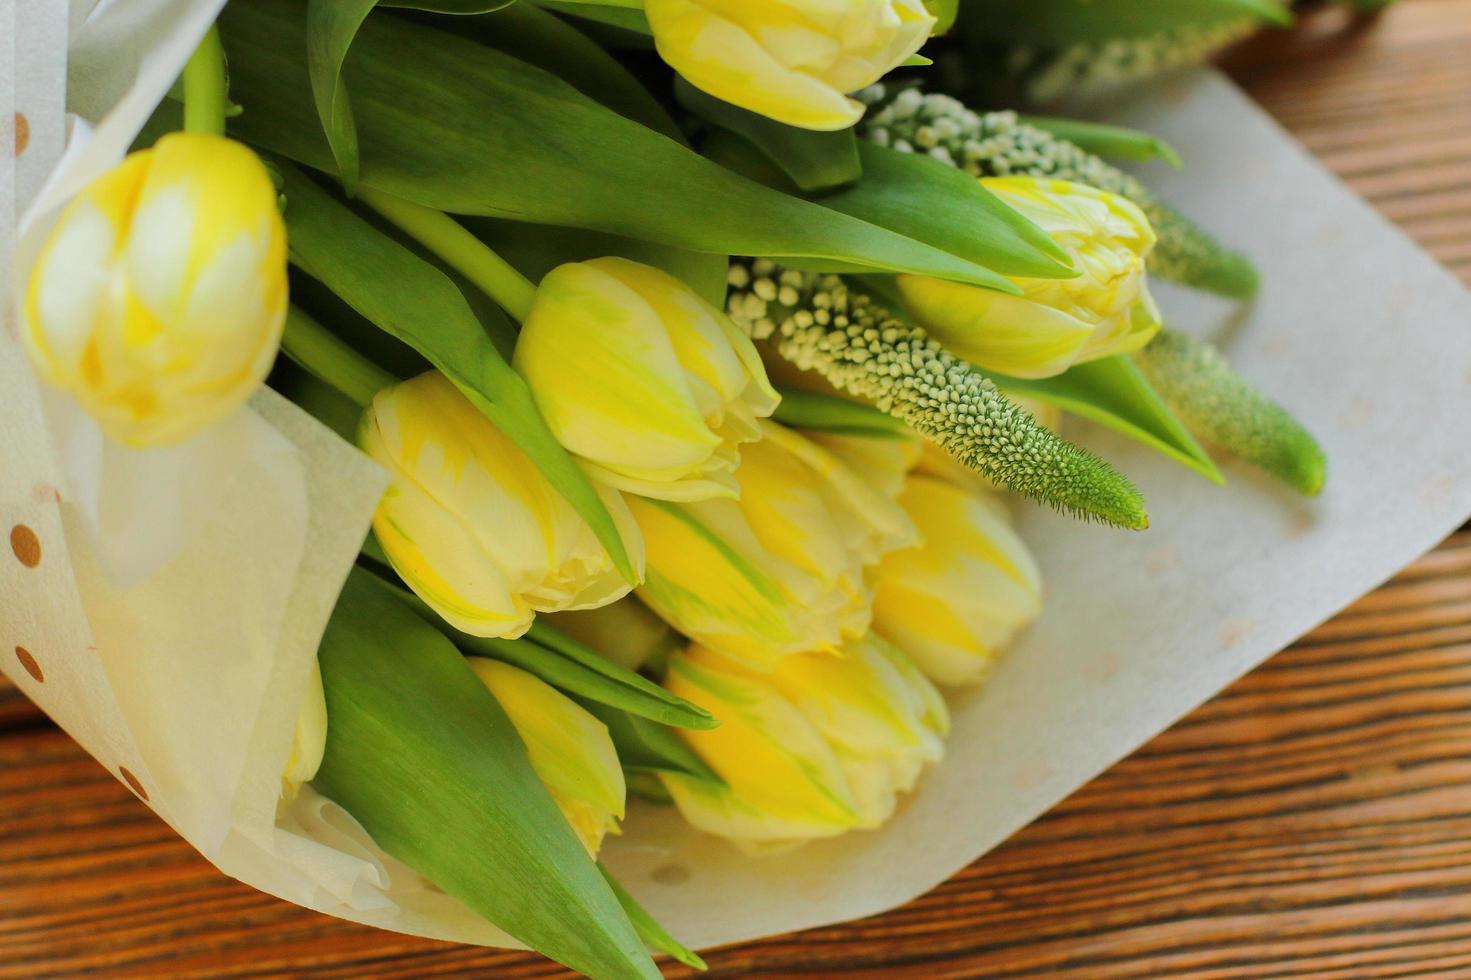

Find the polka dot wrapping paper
[[8, 3, 1471, 958]]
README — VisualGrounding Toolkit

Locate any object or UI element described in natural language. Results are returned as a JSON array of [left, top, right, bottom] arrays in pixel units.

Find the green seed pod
[[1134, 328, 1326, 496]]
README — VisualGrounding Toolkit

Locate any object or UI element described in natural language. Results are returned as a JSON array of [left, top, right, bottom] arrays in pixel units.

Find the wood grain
[[3, 1, 1471, 976]]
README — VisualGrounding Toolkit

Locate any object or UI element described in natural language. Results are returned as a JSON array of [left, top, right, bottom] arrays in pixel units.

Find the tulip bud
[[660, 635, 948, 849], [872, 475, 1042, 686], [281, 661, 327, 805], [361, 371, 643, 639], [515, 257, 779, 502], [468, 658, 625, 856], [897, 177, 1161, 379], [629, 421, 915, 668], [803, 430, 922, 499], [24, 133, 287, 446], [645, 0, 936, 131]]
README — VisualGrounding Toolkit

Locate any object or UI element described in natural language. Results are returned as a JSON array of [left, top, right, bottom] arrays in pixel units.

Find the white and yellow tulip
[[360, 371, 643, 639], [630, 420, 914, 668], [468, 658, 625, 856], [645, 0, 936, 130], [24, 133, 287, 446], [281, 661, 327, 805], [660, 635, 948, 849], [898, 177, 1161, 379], [515, 257, 779, 502], [872, 475, 1043, 686]]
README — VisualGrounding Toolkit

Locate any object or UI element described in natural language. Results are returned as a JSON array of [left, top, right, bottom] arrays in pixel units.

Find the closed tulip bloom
[[468, 658, 625, 856], [515, 257, 779, 502], [281, 662, 327, 805], [645, 0, 935, 130], [660, 635, 948, 848], [803, 430, 921, 499], [629, 421, 914, 668], [872, 476, 1042, 686], [24, 133, 287, 446], [361, 372, 642, 639], [897, 177, 1161, 379]]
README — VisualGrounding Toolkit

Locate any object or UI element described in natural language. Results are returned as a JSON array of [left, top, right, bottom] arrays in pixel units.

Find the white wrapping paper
[[4, 5, 1471, 956]]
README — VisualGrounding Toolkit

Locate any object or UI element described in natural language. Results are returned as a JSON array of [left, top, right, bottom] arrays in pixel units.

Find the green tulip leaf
[[532, 1, 652, 34], [981, 355, 1224, 484], [305, 0, 515, 193], [314, 569, 659, 980], [772, 387, 913, 440], [467, 218, 729, 310], [395, 597, 717, 730], [1018, 115, 1182, 167], [703, 130, 1074, 282], [676, 77, 863, 193], [223, 0, 1038, 291], [599, 868, 708, 972], [440, 3, 681, 141], [581, 700, 724, 788], [276, 162, 637, 582]]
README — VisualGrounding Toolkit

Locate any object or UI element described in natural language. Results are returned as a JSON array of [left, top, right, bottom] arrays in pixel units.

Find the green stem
[[282, 306, 397, 408], [181, 25, 228, 136], [355, 187, 538, 322]]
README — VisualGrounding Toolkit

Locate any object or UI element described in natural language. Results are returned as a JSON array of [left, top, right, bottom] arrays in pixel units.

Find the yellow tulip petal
[[469, 658, 625, 856], [23, 133, 286, 446]]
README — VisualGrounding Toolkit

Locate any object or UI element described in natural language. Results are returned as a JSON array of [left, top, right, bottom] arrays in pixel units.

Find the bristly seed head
[[727, 259, 1148, 529]]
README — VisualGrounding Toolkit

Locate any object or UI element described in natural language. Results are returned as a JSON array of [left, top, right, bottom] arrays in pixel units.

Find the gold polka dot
[[14, 646, 42, 683], [10, 525, 40, 568], [12, 112, 27, 156], [119, 767, 149, 802]]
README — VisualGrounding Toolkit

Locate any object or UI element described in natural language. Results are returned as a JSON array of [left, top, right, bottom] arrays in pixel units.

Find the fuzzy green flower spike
[[1006, 19, 1263, 105], [1134, 328, 1326, 496], [858, 85, 1259, 298], [727, 259, 1149, 529]]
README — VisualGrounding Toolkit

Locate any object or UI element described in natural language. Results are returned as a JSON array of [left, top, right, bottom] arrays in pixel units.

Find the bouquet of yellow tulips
[[16, 1, 1347, 976]]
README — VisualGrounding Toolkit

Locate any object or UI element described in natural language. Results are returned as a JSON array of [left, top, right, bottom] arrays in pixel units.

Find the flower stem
[[355, 187, 538, 323], [181, 25, 228, 136], [282, 306, 397, 408]]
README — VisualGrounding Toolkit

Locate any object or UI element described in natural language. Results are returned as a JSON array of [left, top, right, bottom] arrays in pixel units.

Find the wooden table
[[5, 2, 1471, 976]]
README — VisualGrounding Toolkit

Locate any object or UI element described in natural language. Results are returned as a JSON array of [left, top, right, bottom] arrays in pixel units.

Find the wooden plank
[[2, 529, 1468, 978], [2, 0, 1470, 975]]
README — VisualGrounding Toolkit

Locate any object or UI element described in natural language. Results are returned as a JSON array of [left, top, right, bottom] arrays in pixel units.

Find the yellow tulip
[[803, 429, 922, 499], [872, 475, 1042, 685], [467, 658, 625, 856], [281, 661, 327, 804], [515, 257, 779, 501], [660, 635, 948, 849], [629, 420, 915, 668], [360, 371, 643, 639], [24, 133, 287, 446], [897, 177, 1161, 379], [645, 0, 936, 130]]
